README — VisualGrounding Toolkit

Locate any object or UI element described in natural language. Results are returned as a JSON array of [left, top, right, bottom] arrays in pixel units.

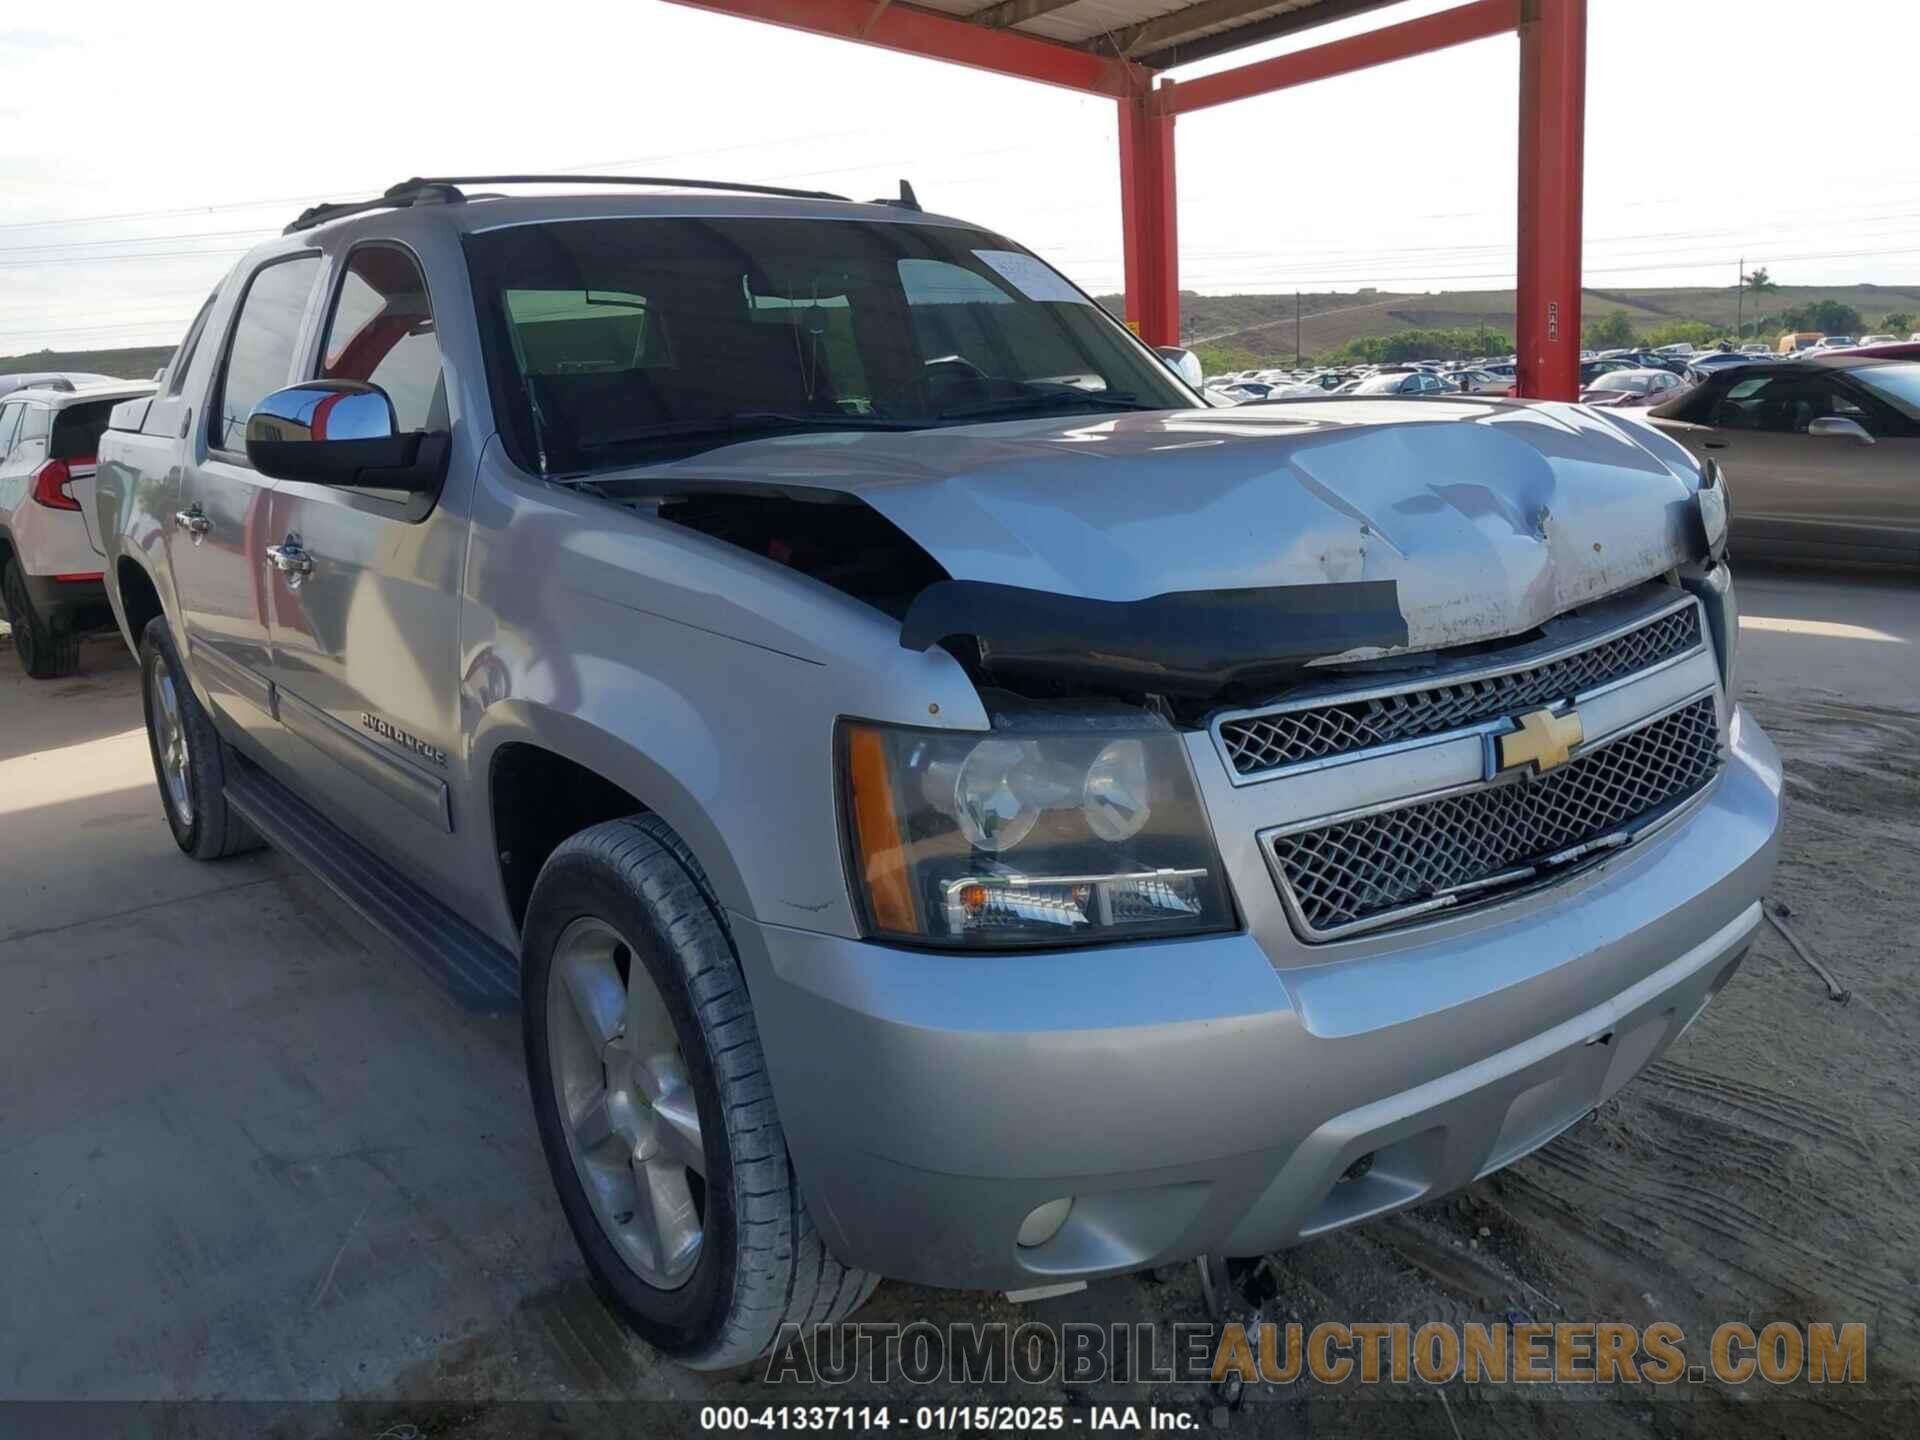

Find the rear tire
[[138, 616, 262, 861], [523, 814, 878, 1370], [3, 560, 81, 680]]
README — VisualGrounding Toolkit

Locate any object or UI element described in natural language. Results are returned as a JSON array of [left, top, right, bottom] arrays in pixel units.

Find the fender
[[470, 698, 757, 934]]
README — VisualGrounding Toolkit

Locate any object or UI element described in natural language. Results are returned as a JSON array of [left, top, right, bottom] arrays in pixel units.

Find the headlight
[[1696, 457, 1730, 562], [840, 720, 1233, 948]]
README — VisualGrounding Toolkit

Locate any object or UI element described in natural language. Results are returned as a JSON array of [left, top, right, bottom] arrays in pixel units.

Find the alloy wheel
[[547, 917, 707, 1289], [147, 651, 195, 828]]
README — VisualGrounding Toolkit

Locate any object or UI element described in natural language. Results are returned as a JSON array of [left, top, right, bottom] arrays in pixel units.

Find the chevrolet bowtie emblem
[[1498, 707, 1584, 775]]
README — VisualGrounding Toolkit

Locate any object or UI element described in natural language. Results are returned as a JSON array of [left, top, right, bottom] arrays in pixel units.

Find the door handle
[[1702, 440, 1729, 450], [173, 507, 212, 543], [265, 536, 315, 589]]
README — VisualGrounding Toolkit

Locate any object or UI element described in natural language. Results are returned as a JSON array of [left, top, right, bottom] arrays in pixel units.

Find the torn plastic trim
[[898, 579, 1409, 700]]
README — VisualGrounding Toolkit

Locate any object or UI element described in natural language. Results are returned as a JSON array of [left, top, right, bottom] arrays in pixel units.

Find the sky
[[4, 0, 1919, 356]]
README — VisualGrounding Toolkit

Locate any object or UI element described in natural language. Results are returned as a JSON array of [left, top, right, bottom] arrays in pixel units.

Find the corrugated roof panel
[[894, 1, 1399, 65]]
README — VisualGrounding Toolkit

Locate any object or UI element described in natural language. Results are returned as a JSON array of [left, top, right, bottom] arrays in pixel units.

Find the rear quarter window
[[50, 399, 118, 461]]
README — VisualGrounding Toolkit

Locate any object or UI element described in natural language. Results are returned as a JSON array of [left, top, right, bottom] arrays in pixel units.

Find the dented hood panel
[[645, 398, 1706, 656]]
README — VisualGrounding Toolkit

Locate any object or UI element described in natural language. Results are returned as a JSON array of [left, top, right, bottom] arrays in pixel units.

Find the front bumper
[[732, 707, 1781, 1290]]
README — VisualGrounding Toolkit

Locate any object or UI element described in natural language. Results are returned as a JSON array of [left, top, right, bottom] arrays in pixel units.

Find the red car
[[1821, 341, 1920, 361], [1578, 368, 1687, 408]]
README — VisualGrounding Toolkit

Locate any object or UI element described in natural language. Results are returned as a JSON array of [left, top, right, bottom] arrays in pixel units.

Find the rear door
[[258, 240, 468, 862], [174, 253, 320, 732]]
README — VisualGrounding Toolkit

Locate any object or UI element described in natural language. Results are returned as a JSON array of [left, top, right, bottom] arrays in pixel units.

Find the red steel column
[[1119, 85, 1179, 347], [1515, 0, 1585, 399]]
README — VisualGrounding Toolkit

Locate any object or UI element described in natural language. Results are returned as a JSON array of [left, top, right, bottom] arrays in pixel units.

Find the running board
[[224, 753, 521, 1014]]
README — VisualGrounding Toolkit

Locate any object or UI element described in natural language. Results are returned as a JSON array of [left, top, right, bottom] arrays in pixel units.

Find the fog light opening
[[1338, 1152, 1375, 1185], [1016, 1197, 1074, 1249]]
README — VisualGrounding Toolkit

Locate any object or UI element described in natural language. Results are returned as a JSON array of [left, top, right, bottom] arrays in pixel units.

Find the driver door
[[257, 242, 470, 875]]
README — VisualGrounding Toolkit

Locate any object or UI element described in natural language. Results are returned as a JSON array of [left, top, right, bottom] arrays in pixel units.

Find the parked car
[[1645, 356, 1919, 565], [1580, 358, 1636, 385], [1820, 341, 1920, 361], [1579, 368, 1685, 407], [0, 379, 156, 676], [1450, 368, 1509, 395], [95, 176, 1779, 1371], [1776, 331, 1824, 354], [1807, 336, 1856, 353], [1856, 335, 1898, 347], [1685, 351, 1765, 378], [1738, 343, 1772, 356], [1351, 368, 1453, 395], [1237, 382, 1329, 403], [0, 371, 117, 400]]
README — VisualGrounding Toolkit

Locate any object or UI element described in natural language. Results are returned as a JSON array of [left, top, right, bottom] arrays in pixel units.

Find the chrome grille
[[1267, 696, 1722, 940], [1219, 604, 1702, 778]]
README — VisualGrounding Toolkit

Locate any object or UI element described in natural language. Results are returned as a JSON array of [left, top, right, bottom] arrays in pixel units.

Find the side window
[[0, 402, 22, 462], [166, 293, 218, 397], [320, 246, 446, 432], [1718, 373, 1891, 437], [211, 254, 321, 455]]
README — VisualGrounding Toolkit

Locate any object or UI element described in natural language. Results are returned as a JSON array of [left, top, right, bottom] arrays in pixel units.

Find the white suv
[[0, 380, 154, 677]]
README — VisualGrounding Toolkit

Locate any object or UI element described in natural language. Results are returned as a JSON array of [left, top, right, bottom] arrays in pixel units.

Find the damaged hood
[[643, 397, 1707, 659]]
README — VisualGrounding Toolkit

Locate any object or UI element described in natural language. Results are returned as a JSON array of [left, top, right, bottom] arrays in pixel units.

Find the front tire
[[523, 815, 877, 1369], [138, 616, 261, 860], [3, 560, 81, 680]]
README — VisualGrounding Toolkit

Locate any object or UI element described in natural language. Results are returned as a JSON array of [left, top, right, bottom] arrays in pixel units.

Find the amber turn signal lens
[[844, 724, 918, 933]]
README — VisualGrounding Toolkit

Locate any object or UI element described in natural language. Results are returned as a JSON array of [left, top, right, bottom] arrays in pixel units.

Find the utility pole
[[1295, 290, 1302, 366], [1735, 256, 1744, 340]]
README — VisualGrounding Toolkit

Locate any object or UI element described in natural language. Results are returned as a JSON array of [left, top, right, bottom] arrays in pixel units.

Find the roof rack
[[283, 174, 858, 234]]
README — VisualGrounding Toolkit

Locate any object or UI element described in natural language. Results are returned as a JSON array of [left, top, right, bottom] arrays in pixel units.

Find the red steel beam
[[1161, 0, 1520, 114], [1118, 87, 1179, 345], [663, 1, 1143, 96], [1514, 0, 1586, 399]]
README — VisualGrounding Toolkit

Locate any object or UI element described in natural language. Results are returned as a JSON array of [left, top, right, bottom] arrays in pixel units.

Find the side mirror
[[1155, 346, 1205, 390], [1807, 416, 1875, 446], [245, 380, 449, 491]]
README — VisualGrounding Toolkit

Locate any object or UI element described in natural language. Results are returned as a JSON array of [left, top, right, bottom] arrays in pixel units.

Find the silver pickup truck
[[95, 177, 1781, 1370]]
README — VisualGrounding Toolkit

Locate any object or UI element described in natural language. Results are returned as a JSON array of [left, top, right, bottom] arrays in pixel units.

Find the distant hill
[[0, 345, 173, 381], [1095, 282, 1920, 362], [12, 278, 1920, 380]]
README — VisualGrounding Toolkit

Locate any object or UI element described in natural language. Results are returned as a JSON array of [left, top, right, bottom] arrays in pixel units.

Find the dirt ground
[[4, 568, 1914, 1439]]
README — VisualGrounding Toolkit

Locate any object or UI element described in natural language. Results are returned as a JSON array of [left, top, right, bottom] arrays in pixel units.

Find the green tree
[[1191, 342, 1266, 376], [1743, 266, 1776, 296], [1878, 311, 1917, 336], [1643, 320, 1720, 349], [1583, 312, 1638, 349], [1779, 300, 1863, 335], [1317, 326, 1514, 366]]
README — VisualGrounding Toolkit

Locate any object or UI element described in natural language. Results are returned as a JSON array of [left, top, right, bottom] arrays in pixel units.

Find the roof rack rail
[[400, 173, 852, 202], [284, 180, 467, 235], [285, 174, 883, 234]]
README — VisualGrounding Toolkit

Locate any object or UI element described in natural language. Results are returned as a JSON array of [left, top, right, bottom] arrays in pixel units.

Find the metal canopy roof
[[893, 0, 1402, 70]]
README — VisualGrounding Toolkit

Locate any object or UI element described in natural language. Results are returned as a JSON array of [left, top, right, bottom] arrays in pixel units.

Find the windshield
[[1591, 372, 1652, 393], [1854, 363, 1920, 415], [1354, 373, 1408, 394], [464, 217, 1195, 473]]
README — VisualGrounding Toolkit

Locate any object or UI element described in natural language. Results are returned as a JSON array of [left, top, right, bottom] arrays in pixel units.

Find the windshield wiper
[[936, 389, 1160, 421], [582, 411, 927, 450]]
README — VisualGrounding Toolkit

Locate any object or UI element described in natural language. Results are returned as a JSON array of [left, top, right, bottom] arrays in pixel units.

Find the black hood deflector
[[898, 579, 1408, 699]]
